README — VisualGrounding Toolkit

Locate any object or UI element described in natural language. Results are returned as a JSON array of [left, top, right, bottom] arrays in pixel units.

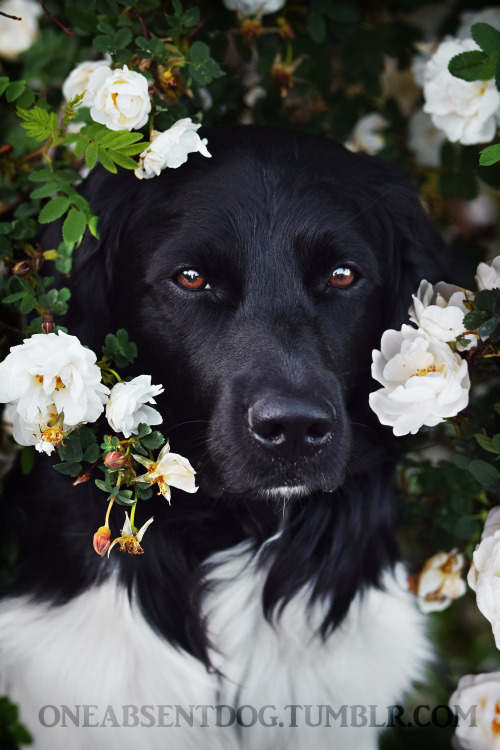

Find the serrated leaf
[[478, 317, 500, 338], [136, 422, 152, 439], [114, 27, 133, 49], [448, 49, 496, 82], [53, 461, 83, 476], [30, 182, 59, 199], [74, 136, 88, 158], [29, 168, 55, 183], [469, 459, 500, 492], [2, 291, 26, 304], [471, 22, 500, 57], [142, 431, 165, 450], [20, 294, 36, 314], [63, 208, 87, 245], [107, 149, 138, 170], [95, 478, 109, 493], [85, 140, 99, 169], [464, 309, 490, 330], [83, 443, 101, 463], [39, 196, 70, 223], [118, 142, 149, 156], [114, 490, 136, 506], [97, 145, 117, 173]]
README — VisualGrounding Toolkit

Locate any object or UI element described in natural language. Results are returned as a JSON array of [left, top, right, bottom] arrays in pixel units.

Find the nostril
[[248, 396, 335, 457]]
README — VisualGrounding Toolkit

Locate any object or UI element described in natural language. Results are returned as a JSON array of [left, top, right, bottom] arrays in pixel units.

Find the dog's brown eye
[[328, 267, 356, 288], [176, 269, 209, 291]]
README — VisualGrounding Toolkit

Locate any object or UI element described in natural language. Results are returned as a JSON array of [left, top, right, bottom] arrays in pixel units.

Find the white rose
[[415, 549, 467, 613], [344, 113, 389, 156], [407, 108, 446, 168], [449, 671, 500, 750], [423, 38, 500, 145], [369, 325, 470, 436], [468, 508, 500, 649], [89, 65, 151, 131], [0, 331, 109, 431], [135, 119, 211, 179], [106, 375, 164, 438], [476, 255, 500, 291], [0, 0, 41, 60], [409, 279, 470, 342], [222, 0, 286, 16], [62, 57, 112, 108]]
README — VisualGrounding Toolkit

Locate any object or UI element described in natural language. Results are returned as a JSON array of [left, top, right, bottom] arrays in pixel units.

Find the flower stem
[[104, 497, 115, 527]]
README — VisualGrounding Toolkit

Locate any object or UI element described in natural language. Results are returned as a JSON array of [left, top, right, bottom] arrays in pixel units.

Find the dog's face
[[70, 127, 450, 505]]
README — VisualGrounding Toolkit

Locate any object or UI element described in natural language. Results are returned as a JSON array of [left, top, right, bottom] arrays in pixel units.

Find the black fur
[[3, 126, 451, 667]]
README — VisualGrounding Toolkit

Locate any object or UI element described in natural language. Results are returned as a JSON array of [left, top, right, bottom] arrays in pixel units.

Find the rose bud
[[104, 451, 126, 469], [93, 526, 111, 556], [41, 311, 54, 334]]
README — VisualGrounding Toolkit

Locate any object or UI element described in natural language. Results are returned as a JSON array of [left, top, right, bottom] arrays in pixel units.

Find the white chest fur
[[0, 545, 430, 750]]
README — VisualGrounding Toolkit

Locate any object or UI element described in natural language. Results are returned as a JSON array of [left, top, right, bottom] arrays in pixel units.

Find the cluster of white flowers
[[468, 507, 500, 649], [417, 10, 500, 146], [0, 0, 41, 60], [62, 61, 211, 176], [0, 332, 165, 454], [369, 255, 500, 436]]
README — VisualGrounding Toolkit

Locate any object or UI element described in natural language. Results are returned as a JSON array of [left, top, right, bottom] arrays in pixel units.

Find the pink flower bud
[[93, 526, 111, 557], [104, 451, 126, 468]]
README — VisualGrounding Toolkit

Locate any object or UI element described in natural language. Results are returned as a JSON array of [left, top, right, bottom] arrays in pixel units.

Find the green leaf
[[136, 422, 152, 439], [480, 143, 500, 167], [62, 208, 87, 245], [53, 461, 83, 476], [85, 140, 99, 169], [0, 76, 9, 96], [20, 294, 36, 314], [2, 291, 26, 304], [6, 80, 26, 102], [189, 41, 224, 86], [137, 484, 153, 500], [83, 443, 101, 463], [471, 22, 500, 57], [29, 168, 55, 183], [107, 149, 138, 170], [38, 196, 70, 224], [452, 454, 470, 471], [448, 49, 496, 82], [30, 181, 59, 199], [475, 433, 500, 454], [97, 145, 117, 173], [95, 478, 109, 493], [142, 431, 165, 450], [468, 459, 500, 492], [478, 317, 500, 339], [464, 309, 489, 330]]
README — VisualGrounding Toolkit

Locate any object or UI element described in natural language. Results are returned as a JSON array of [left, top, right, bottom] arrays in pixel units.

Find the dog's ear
[[360, 155, 457, 332]]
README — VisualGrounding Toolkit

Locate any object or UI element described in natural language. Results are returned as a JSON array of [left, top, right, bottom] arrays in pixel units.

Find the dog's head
[[65, 126, 449, 502], [29, 126, 452, 657]]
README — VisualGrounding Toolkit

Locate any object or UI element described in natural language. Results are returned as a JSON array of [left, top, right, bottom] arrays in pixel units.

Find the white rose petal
[[476, 255, 500, 291], [62, 57, 112, 108], [467, 509, 500, 650], [134, 119, 211, 179], [369, 325, 470, 436], [89, 65, 151, 131], [0, 331, 109, 441], [106, 375, 164, 438], [409, 279, 471, 343], [457, 8, 500, 39], [222, 0, 285, 16], [423, 38, 500, 145], [0, 0, 41, 60], [407, 108, 446, 168], [449, 671, 500, 750], [344, 113, 389, 156]]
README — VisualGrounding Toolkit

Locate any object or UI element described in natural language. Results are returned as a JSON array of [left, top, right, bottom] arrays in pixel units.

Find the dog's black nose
[[248, 396, 335, 460]]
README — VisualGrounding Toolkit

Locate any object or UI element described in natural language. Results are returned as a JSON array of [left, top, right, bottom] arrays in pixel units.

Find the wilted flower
[[0, 0, 41, 60], [107, 512, 154, 556], [93, 525, 111, 557], [134, 442, 197, 504], [222, 0, 285, 16], [476, 255, 500, 292], [88, 65, 151, 131], [134, 119, 211, 179], [409, 279, 470, 343], [344, 113, 390, 156], [62, 57, 112, 108], [423, 38, 500, 145], [468, 507, 500, 649], [369, 325, 470, 436], [0, 332, 109, 445], [413, 549, 467, 613], [449, 671, 500, 750], [106, 375, 164, 438]]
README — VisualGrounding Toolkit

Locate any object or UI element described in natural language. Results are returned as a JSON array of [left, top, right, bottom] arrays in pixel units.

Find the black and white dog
[[0, 127, 449, 749]]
